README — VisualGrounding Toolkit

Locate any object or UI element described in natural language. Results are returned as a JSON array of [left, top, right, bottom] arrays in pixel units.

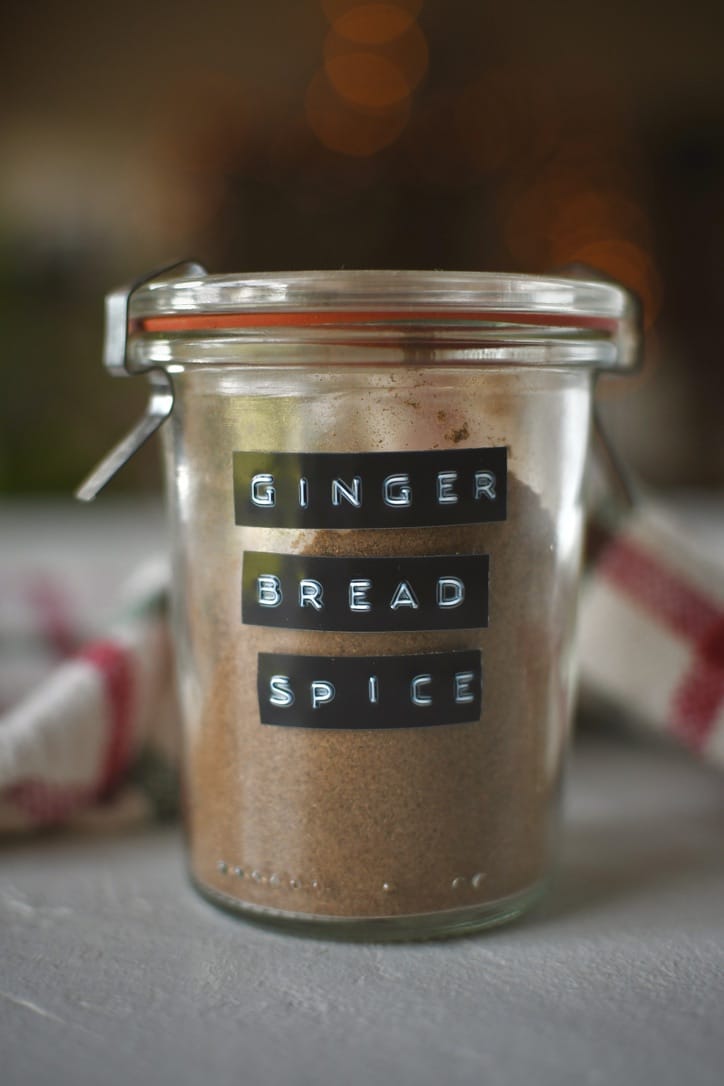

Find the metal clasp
[[75, 260, 207, 501], [592, 405, 637, 511]]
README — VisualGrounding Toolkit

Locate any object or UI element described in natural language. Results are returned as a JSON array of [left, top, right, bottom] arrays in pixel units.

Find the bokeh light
[[332, 3, 416, 44], [308, 0, 427, 157], [324, 20, 427, 104], [557, 239, 662, 328], [305, 68, 410, 156], [321, 0, 422, 21], [324, 51, 410, 108], [547, 191, 652, 263]]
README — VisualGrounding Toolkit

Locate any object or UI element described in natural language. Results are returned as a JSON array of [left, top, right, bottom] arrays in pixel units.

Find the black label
[[233, 447, 507, 529], [258, 650, 482, 729], [242, 552, 489, 632]]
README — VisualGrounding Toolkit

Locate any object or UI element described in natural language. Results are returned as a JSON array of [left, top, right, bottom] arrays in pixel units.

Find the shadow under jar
[[122, 270, 638, 939]]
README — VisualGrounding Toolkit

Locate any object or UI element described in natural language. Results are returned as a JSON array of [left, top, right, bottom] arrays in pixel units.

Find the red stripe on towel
[[81, 640, 135, 796], [596, 536, 720, 641], [597, 536, 724, 750], [671, 657, 724, 748], [6, 780, 94, 824]]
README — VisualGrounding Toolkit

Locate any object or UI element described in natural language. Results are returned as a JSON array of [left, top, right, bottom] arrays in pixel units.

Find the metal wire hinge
[[592, 404, 637, 512], [75, 260, 207, 502]]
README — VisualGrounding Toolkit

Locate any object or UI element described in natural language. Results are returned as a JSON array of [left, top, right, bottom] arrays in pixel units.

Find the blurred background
[[1, 0, 723, 495]]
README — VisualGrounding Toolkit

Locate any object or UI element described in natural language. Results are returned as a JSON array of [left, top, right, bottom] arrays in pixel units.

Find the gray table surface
[[2, 729, 723, 1086]]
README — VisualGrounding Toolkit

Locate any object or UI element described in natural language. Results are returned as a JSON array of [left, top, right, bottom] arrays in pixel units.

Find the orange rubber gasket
[[136, 309, 618, 334]]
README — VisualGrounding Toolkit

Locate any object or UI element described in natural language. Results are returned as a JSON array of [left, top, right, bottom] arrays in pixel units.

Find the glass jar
[[89, 270, 638, 939]]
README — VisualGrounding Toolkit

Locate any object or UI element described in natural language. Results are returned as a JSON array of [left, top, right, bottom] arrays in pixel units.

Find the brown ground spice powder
[[182, 472, 560, 921]]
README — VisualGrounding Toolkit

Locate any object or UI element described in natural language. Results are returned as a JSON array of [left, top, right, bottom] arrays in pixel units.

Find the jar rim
[[131, 268, 629, 319], [128, 269, 640, 371]]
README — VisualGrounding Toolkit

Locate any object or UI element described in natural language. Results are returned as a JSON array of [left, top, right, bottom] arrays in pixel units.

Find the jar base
[[191, 875, 547, 942]]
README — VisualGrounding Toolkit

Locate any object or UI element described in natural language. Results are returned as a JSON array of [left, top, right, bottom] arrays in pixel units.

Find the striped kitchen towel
[[579, 498, 724, 769], [0, 558, 179, 833]]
